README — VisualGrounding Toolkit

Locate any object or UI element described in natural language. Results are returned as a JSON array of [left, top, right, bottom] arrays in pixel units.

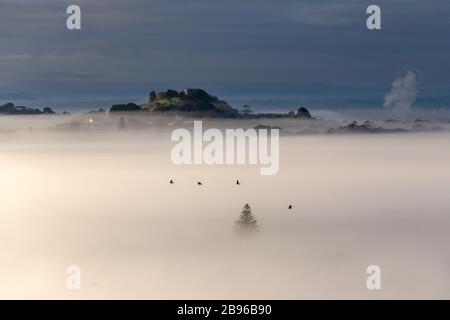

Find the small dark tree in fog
[[149, 90, 157, 104], [241, 105, 254, 117], [234, 204, 258, 233], [118, 116, 126, 130]]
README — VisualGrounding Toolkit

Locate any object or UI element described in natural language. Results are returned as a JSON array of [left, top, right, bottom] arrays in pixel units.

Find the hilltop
[[147, 88, 242, 118], [109, 88, 241, 118], [109, 88, 314, 119], [0, 102, 56, 115]]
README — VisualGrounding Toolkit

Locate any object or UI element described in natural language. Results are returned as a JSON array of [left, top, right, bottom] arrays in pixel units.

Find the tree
[[234, 204, 258, 232], [149, 91, 157, 104], [118, 116, 126, 130], [241, 105, 254, 117]]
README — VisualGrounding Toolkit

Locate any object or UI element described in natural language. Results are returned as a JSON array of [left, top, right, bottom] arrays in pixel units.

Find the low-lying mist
[[1, 116, 450, 299]]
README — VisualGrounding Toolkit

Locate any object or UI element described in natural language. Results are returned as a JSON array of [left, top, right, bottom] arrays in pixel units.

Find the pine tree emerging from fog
[[234, 204, 258, 232], [118, 116, 126, 130]]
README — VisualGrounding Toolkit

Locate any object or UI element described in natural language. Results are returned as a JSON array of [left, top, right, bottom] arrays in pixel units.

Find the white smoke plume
[[383, 71, 418, 112]]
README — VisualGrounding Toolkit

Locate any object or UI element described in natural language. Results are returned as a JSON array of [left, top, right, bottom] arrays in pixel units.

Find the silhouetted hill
[[144, 88, 241, 118], [328, 121, 407, 134], [0, 102, 55, 115]]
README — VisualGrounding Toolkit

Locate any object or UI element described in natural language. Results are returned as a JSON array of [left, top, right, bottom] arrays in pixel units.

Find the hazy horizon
[[1, 0, 450, 111]]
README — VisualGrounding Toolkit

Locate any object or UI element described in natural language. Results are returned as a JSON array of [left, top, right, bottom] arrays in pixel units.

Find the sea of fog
[[1, 118, 450, 299]]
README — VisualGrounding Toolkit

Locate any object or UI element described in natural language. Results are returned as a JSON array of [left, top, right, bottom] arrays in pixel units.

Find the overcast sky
[[0, 0, 449, 109]]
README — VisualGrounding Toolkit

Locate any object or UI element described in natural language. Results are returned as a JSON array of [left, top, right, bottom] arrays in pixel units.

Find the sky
[[0, 0, 449, 110]]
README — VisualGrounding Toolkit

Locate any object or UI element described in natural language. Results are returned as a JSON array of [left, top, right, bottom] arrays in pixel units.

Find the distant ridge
[[0, 102, 56, 115], [108, 88, 314, 119]]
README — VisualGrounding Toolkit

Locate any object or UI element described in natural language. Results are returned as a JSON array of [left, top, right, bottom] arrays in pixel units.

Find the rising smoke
[[383, 71, 418, 112]]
